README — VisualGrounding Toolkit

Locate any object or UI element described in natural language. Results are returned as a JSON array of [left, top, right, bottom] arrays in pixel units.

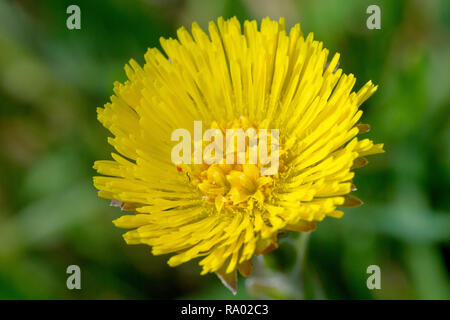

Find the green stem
[[246, 232, 311, 300], [290, 232, 310, 279], [288, 232, 310, 299]]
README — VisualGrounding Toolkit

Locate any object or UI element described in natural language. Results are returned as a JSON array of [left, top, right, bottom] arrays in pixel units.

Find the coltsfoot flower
[[93, 17, 384, 293]]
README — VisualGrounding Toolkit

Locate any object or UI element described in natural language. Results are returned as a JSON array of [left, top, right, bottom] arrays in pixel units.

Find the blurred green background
[[0, 0, 448, 299]]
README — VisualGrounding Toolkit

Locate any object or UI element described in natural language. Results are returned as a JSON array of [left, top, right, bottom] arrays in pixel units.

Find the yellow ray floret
[[93, 16, 384, 288]]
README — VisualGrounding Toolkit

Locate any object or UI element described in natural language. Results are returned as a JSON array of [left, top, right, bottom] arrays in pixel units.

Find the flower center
[[178, 117, 285, 213]]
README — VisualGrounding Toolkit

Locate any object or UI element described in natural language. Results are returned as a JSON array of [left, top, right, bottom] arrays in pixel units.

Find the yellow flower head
[[93, 17, 384, 293]]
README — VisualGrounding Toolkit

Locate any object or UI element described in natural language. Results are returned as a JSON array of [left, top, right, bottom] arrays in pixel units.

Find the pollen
[[183, 117, 284, 213]]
